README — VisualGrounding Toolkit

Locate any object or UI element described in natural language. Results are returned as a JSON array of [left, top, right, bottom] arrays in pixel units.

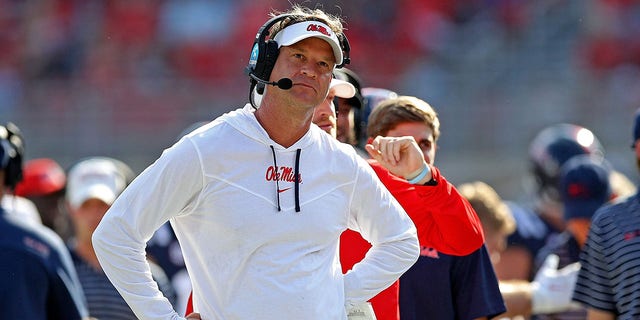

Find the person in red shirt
[[322, 83, 488, 319], [354, 95, 504, 319]]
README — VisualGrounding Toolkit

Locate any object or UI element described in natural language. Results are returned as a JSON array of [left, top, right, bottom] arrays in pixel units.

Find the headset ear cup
[[263, 40, 280, 80], [254, 40, 280, 94], [255, 40, 280, 81]]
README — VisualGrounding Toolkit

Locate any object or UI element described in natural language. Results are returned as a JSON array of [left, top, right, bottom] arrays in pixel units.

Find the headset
[[245, 13, 351, 102], [0, 122, 24, 189]]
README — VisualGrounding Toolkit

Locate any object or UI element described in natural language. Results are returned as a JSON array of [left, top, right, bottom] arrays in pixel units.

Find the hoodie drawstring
[[294, 148, 301, 212], [270, 145, 282, 212], [269, 146, 302, 212]]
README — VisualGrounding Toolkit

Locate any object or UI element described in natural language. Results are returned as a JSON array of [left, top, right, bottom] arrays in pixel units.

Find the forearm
[[343, 233, 419, 304], [499, 280, 534, 319], [586, 308, 616, 320]]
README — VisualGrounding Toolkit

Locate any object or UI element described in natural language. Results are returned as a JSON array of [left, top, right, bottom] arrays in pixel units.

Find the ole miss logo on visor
[[307, 24, 332, 37]]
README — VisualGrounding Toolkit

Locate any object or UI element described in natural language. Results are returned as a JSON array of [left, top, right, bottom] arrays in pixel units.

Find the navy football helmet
[[529, 123, 604, 201]]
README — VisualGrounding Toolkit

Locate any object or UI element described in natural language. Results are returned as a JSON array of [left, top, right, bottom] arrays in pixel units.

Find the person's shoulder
[[175, 113, 242, 155], [1, 194, 42, 226], [591, 192, 640, 225], [441, 246, 500, 277], [1, 212, 68, 262]]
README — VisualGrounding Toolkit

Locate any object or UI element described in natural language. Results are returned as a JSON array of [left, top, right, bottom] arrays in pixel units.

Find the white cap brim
[[330, 79, 356, 98], [70, 184, 116, 209], [274, 21, 343, 66], [66, 158, 126, 209]]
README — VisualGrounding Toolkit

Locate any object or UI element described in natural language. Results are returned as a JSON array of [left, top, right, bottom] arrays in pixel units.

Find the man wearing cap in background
[[92, 5, 418, 320], [333, 67, 365, 149], [572, 108, 640, 319], [530, 154, 613, 319], [312, 77, 356, 138], [14, 158, 71, 240], [65, 156, 176, 320]]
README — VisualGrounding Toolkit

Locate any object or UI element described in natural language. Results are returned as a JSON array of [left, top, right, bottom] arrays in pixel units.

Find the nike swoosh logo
[[278, 187, 292, 193]]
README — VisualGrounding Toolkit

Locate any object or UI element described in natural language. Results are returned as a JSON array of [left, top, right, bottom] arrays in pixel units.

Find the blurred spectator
[[65, 156, 176, 319], [333, 67, 365, 149], [0, 122, 41, 226], [497, 123, 604, 281], [572, 108, 640, 319], [1, 121, 89, 319], [534, 154, 614, 319], [312, 78, 356, 138], [457, 180, 517, 269], [363, 96, 502, 320], [14, 158, 71, 240]]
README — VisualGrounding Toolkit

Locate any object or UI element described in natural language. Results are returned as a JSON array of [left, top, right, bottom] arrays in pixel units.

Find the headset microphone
[[249, 73, 293, 90]]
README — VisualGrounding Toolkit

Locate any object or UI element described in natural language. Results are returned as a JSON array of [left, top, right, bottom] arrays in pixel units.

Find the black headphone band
[[245, 14, 351, 86], [255, 14, 292, 47]]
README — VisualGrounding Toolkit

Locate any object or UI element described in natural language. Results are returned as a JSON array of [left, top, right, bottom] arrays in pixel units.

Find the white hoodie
[[93, 104, 419, 320]]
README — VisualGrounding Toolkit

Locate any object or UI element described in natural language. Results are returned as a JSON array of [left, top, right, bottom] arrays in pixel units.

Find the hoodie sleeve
[[368, 160, 485, 256], [92, 139, 201, 320], [343, 157, 420, 305]]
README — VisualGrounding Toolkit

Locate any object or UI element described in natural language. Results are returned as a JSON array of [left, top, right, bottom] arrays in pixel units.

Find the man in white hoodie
[[92, 4, 419, 320]]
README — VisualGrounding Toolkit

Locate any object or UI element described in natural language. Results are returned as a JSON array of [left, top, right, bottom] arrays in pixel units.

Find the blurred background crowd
[[4, 0, 640, 200]]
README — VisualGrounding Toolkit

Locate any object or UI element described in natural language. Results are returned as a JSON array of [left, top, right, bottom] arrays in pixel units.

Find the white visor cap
[[273, 21, 343, 66]]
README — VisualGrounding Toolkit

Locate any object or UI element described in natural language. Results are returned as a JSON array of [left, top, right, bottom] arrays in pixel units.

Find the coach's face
[[270, 37, 335, 110]]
